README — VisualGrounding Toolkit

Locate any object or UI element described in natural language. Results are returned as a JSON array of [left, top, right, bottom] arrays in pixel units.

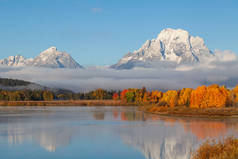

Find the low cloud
[[213, 50, 237, 62], [0, 50, 237, 92]]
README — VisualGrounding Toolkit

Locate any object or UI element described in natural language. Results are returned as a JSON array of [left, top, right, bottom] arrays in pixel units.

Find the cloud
[[213, 50, 237, 62], [91, 8, 102, 13], [0, 50, 237, 92]]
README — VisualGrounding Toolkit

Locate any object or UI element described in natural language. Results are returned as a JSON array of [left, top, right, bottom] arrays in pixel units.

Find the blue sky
[[0, 0, 237, 66]]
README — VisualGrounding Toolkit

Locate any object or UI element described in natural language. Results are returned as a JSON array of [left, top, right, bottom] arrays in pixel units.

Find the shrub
[[193, 137, 238, 159]]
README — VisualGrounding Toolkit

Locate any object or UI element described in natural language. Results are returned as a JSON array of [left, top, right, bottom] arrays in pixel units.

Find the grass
[[192, 137, 238, 159], [139, 106, 238, 118], [0, 100, 129, 106]]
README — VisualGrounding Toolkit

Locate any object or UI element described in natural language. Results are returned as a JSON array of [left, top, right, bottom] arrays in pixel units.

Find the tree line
[[0, 88, 117, 101], [1, 84, 238, 108], [113, 84, 238, 108]]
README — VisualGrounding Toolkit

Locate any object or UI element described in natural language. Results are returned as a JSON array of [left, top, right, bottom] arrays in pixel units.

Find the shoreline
[[139, 106, 238, 118], [0, 100, 131, 107], [1, 100, 238, 119]]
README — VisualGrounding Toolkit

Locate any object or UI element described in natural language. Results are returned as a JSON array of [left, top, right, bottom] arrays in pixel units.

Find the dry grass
[[139, 106, 238, 118], [192, 137, 238, 159], [0, 100, 128, 107]]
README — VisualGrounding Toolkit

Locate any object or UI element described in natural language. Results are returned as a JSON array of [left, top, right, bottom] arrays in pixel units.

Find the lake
[[0, 106, 238, 159]]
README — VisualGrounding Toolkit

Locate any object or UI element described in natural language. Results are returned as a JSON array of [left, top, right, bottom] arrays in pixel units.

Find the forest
[[0, 88, 117, 101], [116, 84, 238, 108], [1, 84, 238, 108]]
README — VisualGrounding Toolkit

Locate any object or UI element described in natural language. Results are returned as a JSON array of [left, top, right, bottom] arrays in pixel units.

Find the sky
[[0, 0, 237, 66]]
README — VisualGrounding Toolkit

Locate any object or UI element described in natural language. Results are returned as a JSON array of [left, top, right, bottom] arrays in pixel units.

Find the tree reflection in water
[[0, 107, 238, 159]]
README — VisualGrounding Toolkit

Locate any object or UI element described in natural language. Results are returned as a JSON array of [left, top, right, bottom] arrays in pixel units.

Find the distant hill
[[0, 77, 47, 90], [0, 78, 32, 87], [0, 78, 74, 94]]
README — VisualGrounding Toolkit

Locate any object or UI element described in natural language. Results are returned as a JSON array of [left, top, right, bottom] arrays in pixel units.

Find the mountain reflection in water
[[0, 107, 238, 159]]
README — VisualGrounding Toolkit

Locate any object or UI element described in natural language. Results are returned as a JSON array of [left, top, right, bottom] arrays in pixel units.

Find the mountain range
[[0, 47, 83, 69], [111, 28, 215, 69], [0, 28, 235, 69]]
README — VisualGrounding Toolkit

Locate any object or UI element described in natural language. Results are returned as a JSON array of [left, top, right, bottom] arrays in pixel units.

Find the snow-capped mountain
[[111, 28, 214, 69], [31, 47, 82, 68], [0, 47, 83, 69], [0, 55, 29, 67]]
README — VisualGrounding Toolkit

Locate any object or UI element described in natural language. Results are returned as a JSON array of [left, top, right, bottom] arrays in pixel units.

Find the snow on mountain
[[111, 28, 214, 69], [1, 29, 235, 70], [0, 55, 30, 67], [0, 47, 83, 69], [31, 47, 83, 68]]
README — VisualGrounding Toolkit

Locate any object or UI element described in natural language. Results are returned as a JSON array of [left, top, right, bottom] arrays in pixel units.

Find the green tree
[[125, 91, 135, 103]]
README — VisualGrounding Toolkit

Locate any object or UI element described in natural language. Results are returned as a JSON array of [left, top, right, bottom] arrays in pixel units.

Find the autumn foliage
[[112, 93, 119, 100], [1, 84, 238, 108], [230, 85, 238, 106], [190, 85, 230, 108], [117, 84, 236, 108]]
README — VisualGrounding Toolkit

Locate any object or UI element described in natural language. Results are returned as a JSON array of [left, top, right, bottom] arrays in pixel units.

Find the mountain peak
[[40, 46, 59, 56], [0, 47, 83, 69], [157, 28, 190, 42], [159, 28, 189, 35], [46, 46, 57, 52], [111, 28, 213, 69], [0, 55, 27, 66], [32, 47, 82, 68]]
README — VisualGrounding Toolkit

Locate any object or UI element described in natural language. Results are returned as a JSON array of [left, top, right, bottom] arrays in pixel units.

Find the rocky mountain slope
[[111, 28, 214, 69]]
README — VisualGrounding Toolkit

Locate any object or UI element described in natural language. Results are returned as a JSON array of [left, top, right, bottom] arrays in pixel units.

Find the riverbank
[[2, 100, 238, 118], [192, 137, 238, 159], [0, 100, 130, 106], [139, 106, 238, 118]]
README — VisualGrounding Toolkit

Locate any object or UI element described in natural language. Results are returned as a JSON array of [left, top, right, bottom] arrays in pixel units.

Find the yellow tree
[[134, 89, 144, 104], [231, 85, 238, 106], [92, 88, 107, 100], [143, 91, 150, 103], [150, 90, 163, 104], [178, 88, 193, 107], [43, 90, 54, 101], [190, 85, 207, 108], [159, 90, 178, 107]]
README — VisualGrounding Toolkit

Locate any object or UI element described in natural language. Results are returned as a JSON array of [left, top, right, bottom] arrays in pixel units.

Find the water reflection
[[93, 111, 105, 120], [118, 118, 196, 159], [0, 115, 76, 152], [182, 120, 227, 140], [0, 107, 238, 159]]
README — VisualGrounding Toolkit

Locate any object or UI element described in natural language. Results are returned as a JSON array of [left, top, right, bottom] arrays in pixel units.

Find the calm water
[[0, 106, 238, 159]]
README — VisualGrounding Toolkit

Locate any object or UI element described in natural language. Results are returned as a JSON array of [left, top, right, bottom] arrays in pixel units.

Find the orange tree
[[159, 90, 178, 107], [177, 88, 193, 107], [190, 85, 230, 108]]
